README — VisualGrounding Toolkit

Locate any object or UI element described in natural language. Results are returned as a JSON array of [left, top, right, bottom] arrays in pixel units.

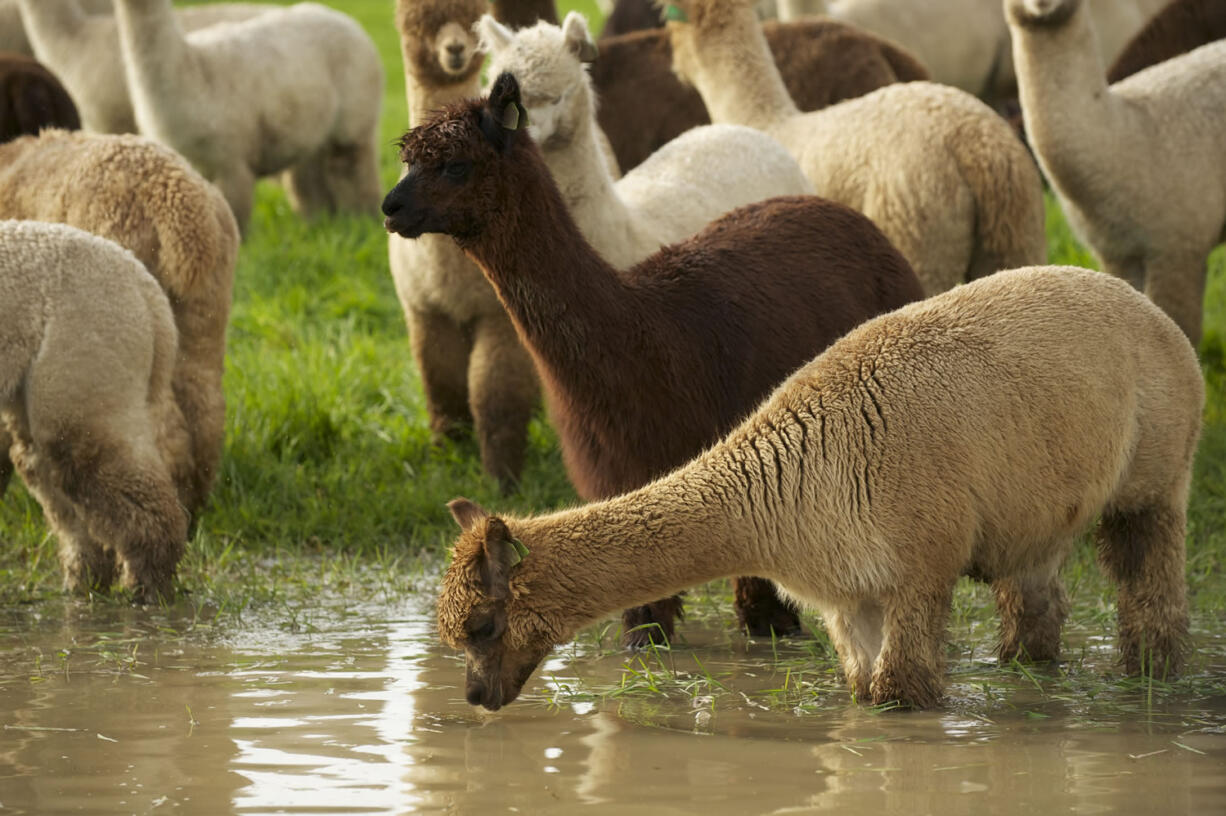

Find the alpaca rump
[[0, 129, 239, 515], [592, 20, 928, 172], [1, 220, 191, 601], [491, 0, 558, 28], [1008, 0, 1226, 342], [0, 52, 79, 142], [480, 13, 814, 272], [391, 0, 540, 493], [112, 0, 383, 232], [1108, 0, 1226, 82], [437, 265, 1203, 711], [384, 73, 924, 645]]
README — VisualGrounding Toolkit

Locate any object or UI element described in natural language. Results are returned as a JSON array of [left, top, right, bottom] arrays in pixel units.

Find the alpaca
[[0, 0, 111, 57], [491, 0, 558, 28], [1008, 0, 1226, 343], [111, 0, 383, 232], [0, 129, 239, 515], [15, 0, 276, 135], [1, 220, 192, 601], [479, 13, 813, 270], [666, 0, 1046, 295], [600, 0, 666, 37], [1108, 0, 1226, 82], [390, 0, 539, 493], [383, 73, 925, 645], [0, 52, 79, 142], [592, 20, 927, 172], [436, 265, 1203, 711]]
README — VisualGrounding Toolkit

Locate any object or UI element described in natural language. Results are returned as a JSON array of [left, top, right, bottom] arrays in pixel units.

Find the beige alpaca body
[[0, 130, 238, 514], [1009, 0, 1226, 342], [390, 0, 538, 491], [1, 0, 111, 57], [668, 1, 1046, 295], [113, 0, 383, 231], [15, 0, 276, 134], [482, 13, 813, 269], [0, 220, 190, 600], [438, 266, 1202, 710]]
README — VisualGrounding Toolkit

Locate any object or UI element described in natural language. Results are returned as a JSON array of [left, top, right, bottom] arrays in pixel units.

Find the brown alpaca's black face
[[381, 161, 475, 239], [462, 620, 553, 711]]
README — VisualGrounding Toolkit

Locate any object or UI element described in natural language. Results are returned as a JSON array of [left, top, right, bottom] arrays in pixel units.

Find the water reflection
[[0, 598, 1223, 814]]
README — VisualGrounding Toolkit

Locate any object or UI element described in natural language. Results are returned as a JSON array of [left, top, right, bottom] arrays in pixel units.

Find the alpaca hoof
[[622, 596, 685, 649], [734, 576, 802, 637]]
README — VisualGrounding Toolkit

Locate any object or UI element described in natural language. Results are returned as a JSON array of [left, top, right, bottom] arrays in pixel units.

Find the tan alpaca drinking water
[[436, 265, 1202, 711]]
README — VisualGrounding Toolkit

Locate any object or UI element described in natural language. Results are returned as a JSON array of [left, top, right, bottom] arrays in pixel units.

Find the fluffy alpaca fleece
[[111, 0, 382, 232], [390, 0, 539, 492], [480, 13, 813, 270], [1008, 0, 1226, 342], [1, 220, 192, 601], [667, 0, 1046, 295], [592, 19, 927, 172], [1109, 0, 1226, 82], [383, 73, 924, 645], [0, 130, 239, 515], [491, 0, 557, 28], [436, 266, 1203, 711], [0, 53, 80, 142], [15, 0, 275, 135]]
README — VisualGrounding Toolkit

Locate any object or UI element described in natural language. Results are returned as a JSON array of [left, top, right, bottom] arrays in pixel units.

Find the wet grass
[[1, 1, 1225, 714]]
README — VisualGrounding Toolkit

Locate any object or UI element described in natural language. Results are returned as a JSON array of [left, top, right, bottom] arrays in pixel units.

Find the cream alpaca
[[1, 220, 191, 601], [1007, 0, 1226, 342], [666, 0, 1046, 295], [15, 0, 276, 134], [437, 266, 1202, 711], [111, 0, 383, 231], [389, 0, 538, 492], [0, 130, 239, 515], [480, 12, 813, 269]]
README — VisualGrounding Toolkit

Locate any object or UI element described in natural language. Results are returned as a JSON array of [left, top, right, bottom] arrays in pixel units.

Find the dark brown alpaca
[[383, 72, 925, 646], [1108, 0, 1226, 82], [490, 0, 558, 28], [601, 0, 664, 38], [0, 53, 79, 143], [591, 21, 929, 171]]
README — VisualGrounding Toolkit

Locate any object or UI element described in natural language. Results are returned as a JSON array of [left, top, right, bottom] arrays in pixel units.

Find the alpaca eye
[[469, 618, 497, 641], [443, 160, 470, 181]]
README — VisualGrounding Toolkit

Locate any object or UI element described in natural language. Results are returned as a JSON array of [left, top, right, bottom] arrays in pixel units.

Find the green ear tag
[[664, 4, 688, 22], [508, 537, 530, 566], [501, 102, 521, 131]]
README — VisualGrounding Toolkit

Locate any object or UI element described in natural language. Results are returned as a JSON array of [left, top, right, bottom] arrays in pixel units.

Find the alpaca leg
[[1097, 501, 1190, 677], [733, 576, 802, 637], [824, 601, 885, 702], [468, 314, 537, 493], [213, 166, 256, 236], [993, 555, 1069, 663], [869, 582, 954, 709], [621, 595, 686, 649], [0, 434, 10, 497], [284, 140, 381, 218], [407, 308, 474, 442], [282, 150, 333, 218], [1142, 249, 1208, 345]]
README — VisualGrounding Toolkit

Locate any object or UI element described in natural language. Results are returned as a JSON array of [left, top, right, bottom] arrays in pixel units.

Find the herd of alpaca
[[1, 0, 1222, 711]]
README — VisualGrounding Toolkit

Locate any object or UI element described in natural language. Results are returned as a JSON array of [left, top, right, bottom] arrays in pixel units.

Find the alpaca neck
[[514, 459, 764, 634], [113, 0, 193, 103], [676, 10, 798, 131], [1011, 3, 1117, 153], [403, 56, 482, 127], [17, 0, 87, 53]]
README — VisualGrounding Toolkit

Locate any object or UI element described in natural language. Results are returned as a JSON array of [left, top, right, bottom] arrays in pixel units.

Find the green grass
[[1, 0, 1224, 671]]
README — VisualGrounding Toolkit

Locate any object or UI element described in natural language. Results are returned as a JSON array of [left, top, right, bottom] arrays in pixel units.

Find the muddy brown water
[[1, 591, 1224, 815]]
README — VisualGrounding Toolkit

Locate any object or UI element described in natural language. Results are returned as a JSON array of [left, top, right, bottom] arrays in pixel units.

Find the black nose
[[381, 188, 401, 217], [447, 43, 465, 55], [465, 682, 485, 707]]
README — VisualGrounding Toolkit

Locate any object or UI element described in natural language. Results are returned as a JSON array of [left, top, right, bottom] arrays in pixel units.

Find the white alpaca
[[1007, 0, 1226, 342], [1, 220, 191, 601], [111, 0, 383, 232], [667, 0, 1046, 295], [480, 12, 814, 270], [777, 0, 1168, 100], [14, 0, 276, 134]]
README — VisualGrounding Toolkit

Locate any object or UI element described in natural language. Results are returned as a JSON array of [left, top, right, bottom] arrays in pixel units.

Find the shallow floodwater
[[1, 593, 1224, 815]]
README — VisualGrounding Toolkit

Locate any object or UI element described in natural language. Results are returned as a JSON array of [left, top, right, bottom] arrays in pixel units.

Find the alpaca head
[[382, 71, 530, 243], [437, 498, 559, 711], [1006, 0, 1082, 28], [478, 12, 598, 150], [395, 0, 486, 86], [660, 0, 760, 86]]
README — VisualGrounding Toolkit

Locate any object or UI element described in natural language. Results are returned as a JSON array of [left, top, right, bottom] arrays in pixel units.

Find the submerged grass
[[1, 0, 1225, 712]]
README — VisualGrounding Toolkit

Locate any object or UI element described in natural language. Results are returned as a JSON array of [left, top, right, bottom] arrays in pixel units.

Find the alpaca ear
[[476, 13, 513, 55], [478, 517, 520, 598], [449, 497, 489, 532], [481, 72, 528, 151], [561, 11, 598, 63]]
